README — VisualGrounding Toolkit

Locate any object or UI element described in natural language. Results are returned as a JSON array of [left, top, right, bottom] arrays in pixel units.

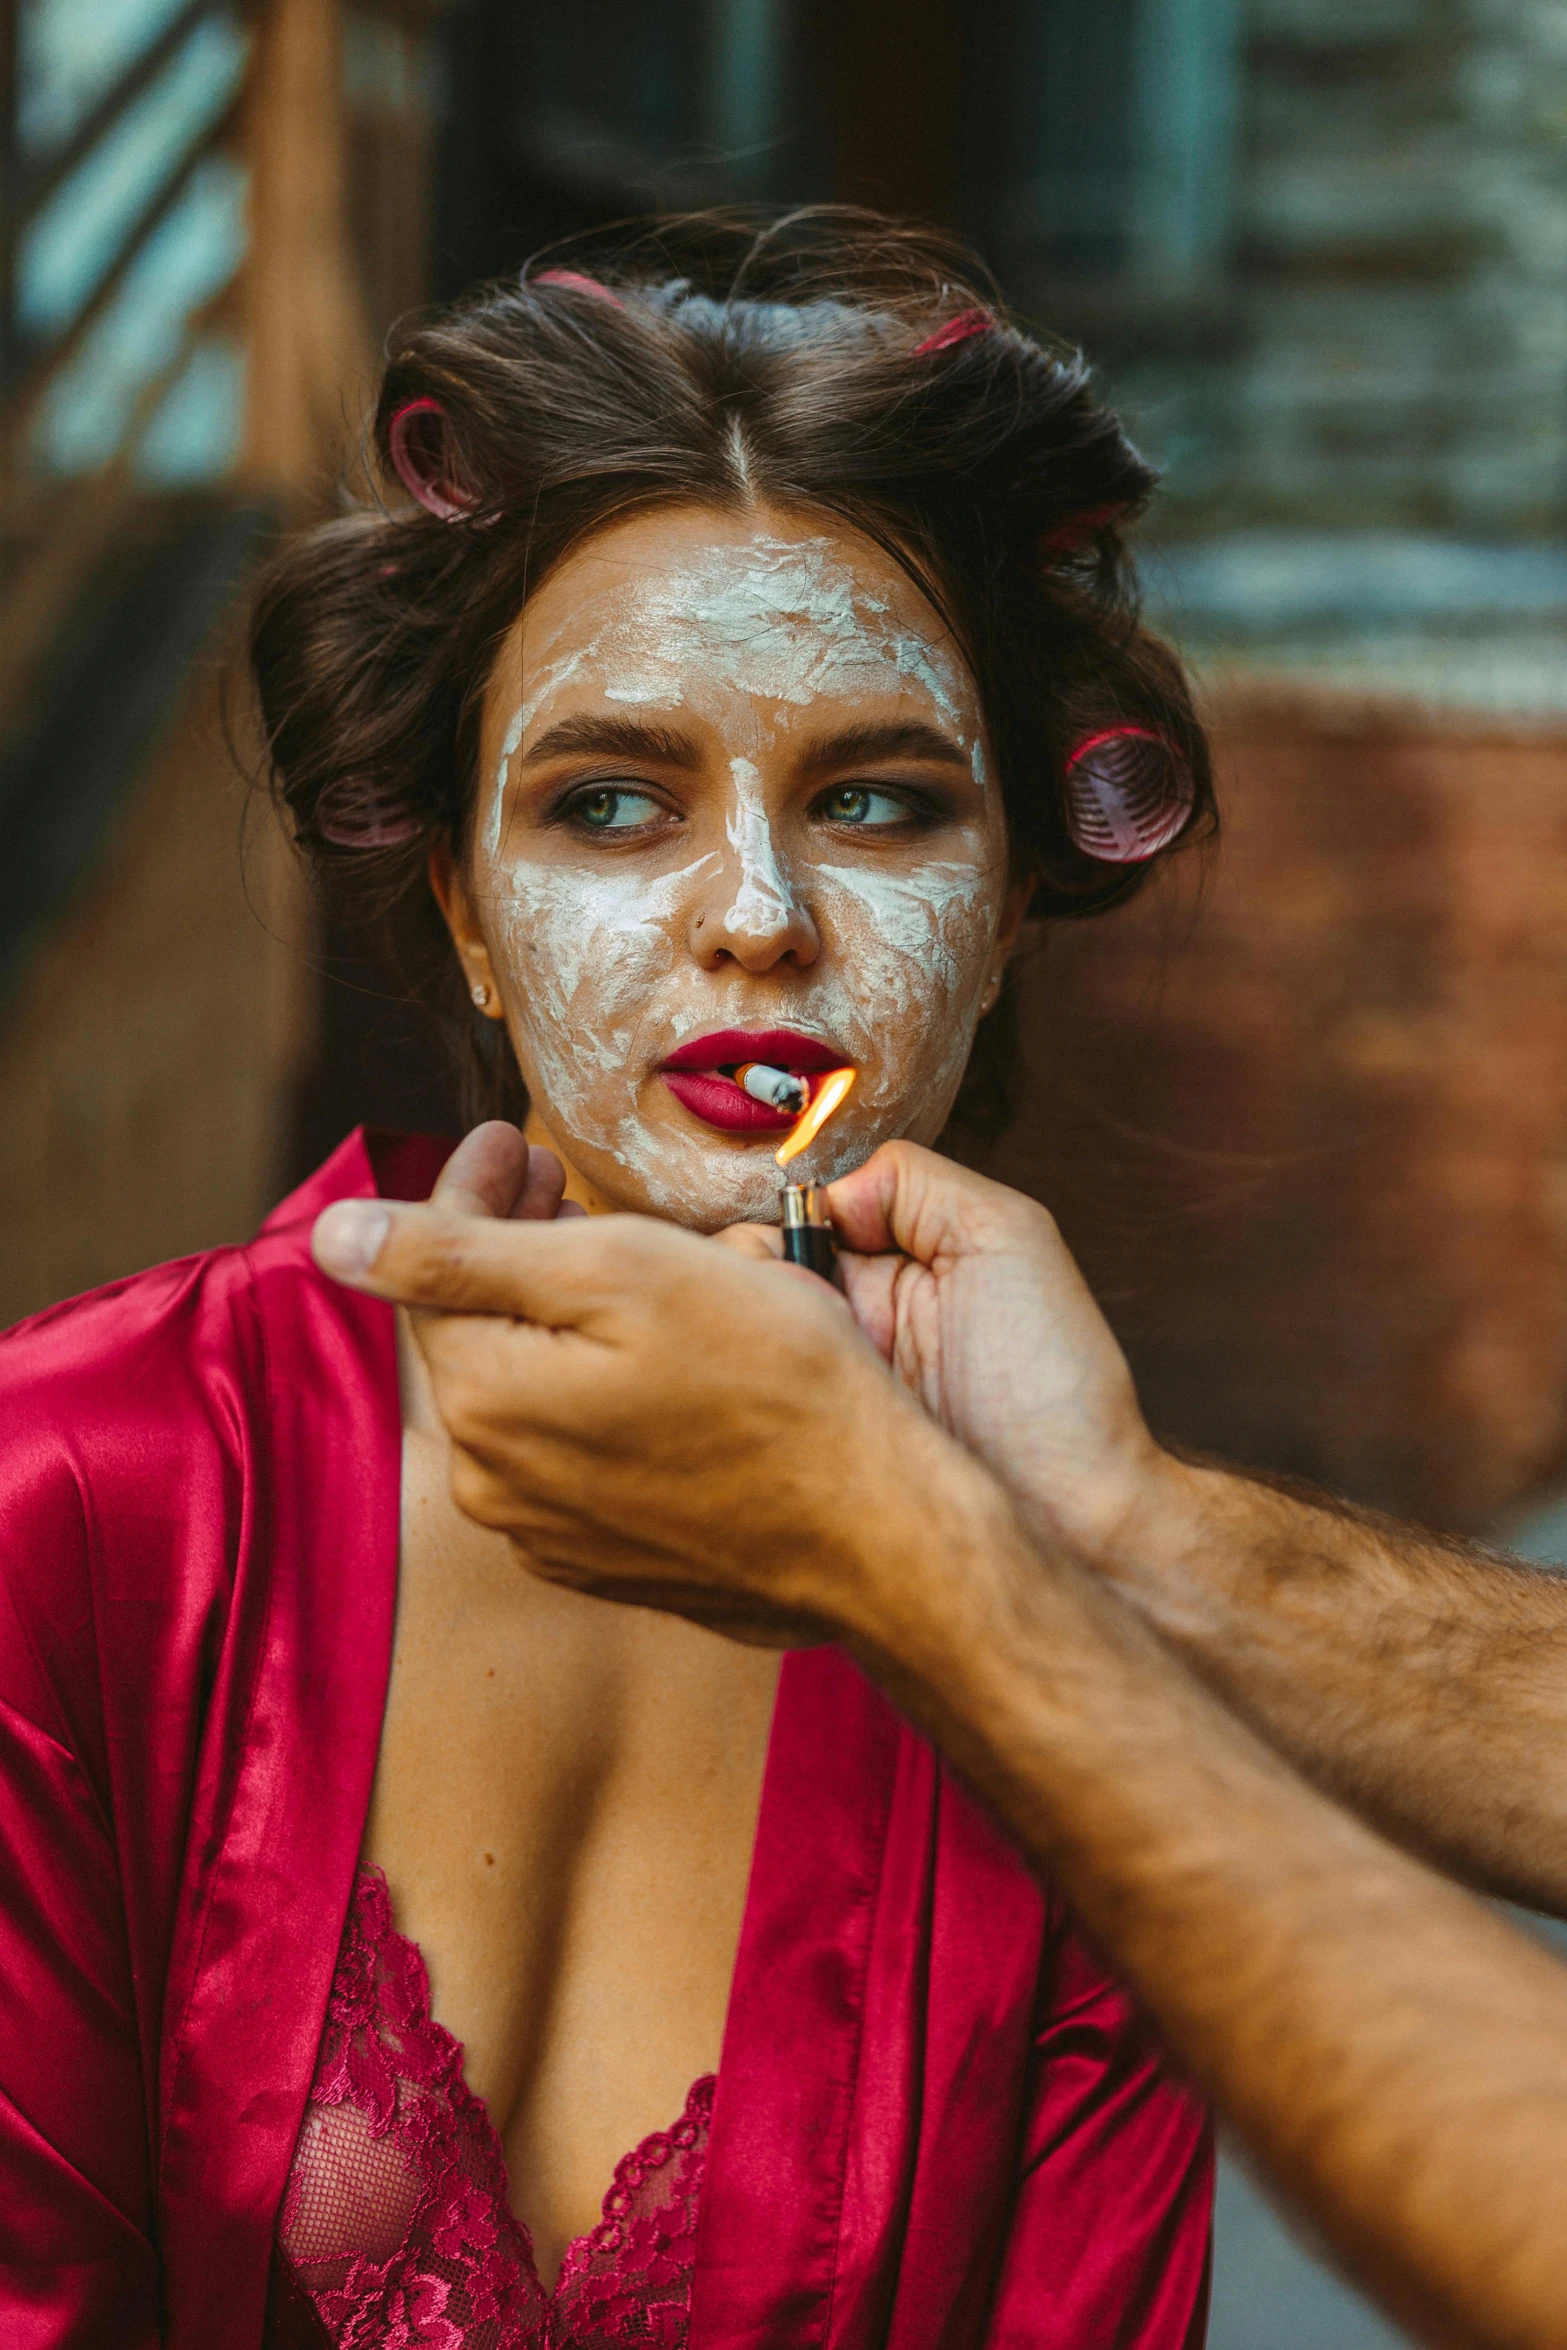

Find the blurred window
[[10, 0, 249, 483], [970, 0, 1241, 303]]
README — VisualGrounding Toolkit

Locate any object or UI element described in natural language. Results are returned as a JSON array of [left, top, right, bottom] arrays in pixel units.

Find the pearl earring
[[471, 981, 490, 1008]]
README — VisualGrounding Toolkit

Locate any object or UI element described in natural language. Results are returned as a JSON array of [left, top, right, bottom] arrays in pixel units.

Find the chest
[[361, 1417, 780, 2280]]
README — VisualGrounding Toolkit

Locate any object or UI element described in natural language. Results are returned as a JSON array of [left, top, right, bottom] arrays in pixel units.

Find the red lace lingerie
[[272, 1867, 714, 2348]]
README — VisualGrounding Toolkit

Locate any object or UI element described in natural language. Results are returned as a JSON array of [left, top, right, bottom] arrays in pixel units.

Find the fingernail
[[313, 1199, 392, 1280]]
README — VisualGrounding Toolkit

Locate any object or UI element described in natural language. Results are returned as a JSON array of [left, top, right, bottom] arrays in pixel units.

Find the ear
[[429, 842, 506, 1019], [981, 876, 1035, 1013]]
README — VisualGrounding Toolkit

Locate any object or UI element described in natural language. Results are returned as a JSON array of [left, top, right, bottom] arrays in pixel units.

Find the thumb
[[312, 1195, 627, 1325]]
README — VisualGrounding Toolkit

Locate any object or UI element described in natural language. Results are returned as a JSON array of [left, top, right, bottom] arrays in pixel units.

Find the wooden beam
[[239, 0, 376, 497]]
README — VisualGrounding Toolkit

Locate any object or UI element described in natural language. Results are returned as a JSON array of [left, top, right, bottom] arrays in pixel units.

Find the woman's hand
[[720, 1143, 1180, 1574]]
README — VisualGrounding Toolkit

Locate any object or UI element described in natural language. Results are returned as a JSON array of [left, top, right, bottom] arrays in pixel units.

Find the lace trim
[[276, 1865, 714, 2349], [553, 2078, 713, 2348]]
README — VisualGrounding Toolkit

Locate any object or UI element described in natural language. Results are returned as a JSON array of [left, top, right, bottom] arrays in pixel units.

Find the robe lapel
[[157, 1132, 450, 2347], [691, 1646, 903, 2350], [690, 1649, 1047, 2350]]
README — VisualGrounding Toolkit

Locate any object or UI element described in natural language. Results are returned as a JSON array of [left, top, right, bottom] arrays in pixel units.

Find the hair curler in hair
[[315, 774, 425, 850], [911, 308, 994, 357], [534, 267, 627, 309], [1041, 503, 1128, 561], [1062, 728, 1194, 863], [387, 397, 477, 521]]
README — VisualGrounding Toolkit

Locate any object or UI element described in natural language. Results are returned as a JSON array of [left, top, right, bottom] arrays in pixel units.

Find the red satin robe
[[0, 1130, 1212, 2350]]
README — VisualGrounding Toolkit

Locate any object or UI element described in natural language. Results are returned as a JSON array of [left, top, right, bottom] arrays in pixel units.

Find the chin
[[622, 1142, 791, 1232], [594, 1115, 894, 1233]]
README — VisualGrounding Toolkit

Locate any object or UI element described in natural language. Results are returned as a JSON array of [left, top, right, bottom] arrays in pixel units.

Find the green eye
[[572, 786, 662, 830], [823, 785, 912, 826]]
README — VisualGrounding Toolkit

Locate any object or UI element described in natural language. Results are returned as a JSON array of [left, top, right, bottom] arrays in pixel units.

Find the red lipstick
[[660, 1029, 844, 1135]]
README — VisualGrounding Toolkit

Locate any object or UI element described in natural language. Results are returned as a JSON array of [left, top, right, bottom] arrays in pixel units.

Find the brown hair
[[249, 206, 1215, 1140]]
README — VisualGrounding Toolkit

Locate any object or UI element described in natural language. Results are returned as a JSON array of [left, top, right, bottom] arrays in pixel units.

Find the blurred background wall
[[3, 4, 1566, 2341]]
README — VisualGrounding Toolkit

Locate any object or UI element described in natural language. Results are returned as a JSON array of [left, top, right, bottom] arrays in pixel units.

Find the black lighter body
[[779, 1181, 839, 1284]]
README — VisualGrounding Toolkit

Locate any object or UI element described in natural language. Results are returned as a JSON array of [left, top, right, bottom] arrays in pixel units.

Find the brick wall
[[989, 686, 1567, 1530], [1213, 0, 1567, 534]]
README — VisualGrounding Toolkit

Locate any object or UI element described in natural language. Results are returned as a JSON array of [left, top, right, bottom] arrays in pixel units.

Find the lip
[[659, 1028, 848, 1135], [662, 1028, 844, 1075]]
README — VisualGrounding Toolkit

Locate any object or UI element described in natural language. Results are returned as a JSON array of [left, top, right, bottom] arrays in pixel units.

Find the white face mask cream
[[463, 504, 1015, 1228]]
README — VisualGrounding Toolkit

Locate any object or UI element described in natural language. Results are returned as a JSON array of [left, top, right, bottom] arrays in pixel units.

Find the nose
[[687, 758, 820, 973]]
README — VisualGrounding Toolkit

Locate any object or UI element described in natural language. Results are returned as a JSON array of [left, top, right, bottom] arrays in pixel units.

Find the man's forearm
[[826, 1139, 1567, 1911], [1059, 1453, 1567, 1914], [849, 1473, 1567, 2350]]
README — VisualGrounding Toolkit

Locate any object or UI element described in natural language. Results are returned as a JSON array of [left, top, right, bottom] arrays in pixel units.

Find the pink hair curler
[[534, 267, 627, 309], [911, 308, 994, 357], [316, 775, 425, 850], [387, 397, 477, 521], [1062, 728, 1194, 864], [1041, 502, 1127, 560]]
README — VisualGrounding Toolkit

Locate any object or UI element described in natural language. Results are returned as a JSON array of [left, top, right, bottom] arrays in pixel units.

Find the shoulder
[[0, 1241, 261, 1549], [0, 1126, 451, 1509], [0, 1130, 448, 1737], [0, 1242, 265, 1771]]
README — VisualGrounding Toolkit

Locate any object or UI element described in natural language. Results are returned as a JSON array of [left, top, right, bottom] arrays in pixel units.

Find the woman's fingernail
[[313, 1199, 392, 1279]]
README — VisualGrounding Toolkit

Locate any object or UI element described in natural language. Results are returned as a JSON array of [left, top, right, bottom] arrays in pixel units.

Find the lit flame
[[775, 1067, 857, 1168]]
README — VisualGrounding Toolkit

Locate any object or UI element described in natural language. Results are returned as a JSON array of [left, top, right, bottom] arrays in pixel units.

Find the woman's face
[[442, 502, 1025, 1229]]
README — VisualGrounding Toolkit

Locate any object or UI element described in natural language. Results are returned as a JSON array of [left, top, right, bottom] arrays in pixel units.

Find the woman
[[0, 214, 1215, 2348]]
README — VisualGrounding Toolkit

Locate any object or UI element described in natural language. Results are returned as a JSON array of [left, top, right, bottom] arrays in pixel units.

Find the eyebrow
[[521, 715, 704, 769], [794, 721, 972, 776], [519, 713, 973, 777]]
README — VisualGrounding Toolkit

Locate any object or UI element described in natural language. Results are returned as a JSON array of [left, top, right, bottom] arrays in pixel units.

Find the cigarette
[[736, 1061, 808, 1116], [779, 1180, 839, 1284]]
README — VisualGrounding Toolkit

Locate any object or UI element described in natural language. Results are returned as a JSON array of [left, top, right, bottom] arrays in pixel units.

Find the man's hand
[[727, 1141, 1184, 1576], [787, 1147, 1567, 1922], [413, 1120, 587, 1228], [313, 1124, 1006, 1652]]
